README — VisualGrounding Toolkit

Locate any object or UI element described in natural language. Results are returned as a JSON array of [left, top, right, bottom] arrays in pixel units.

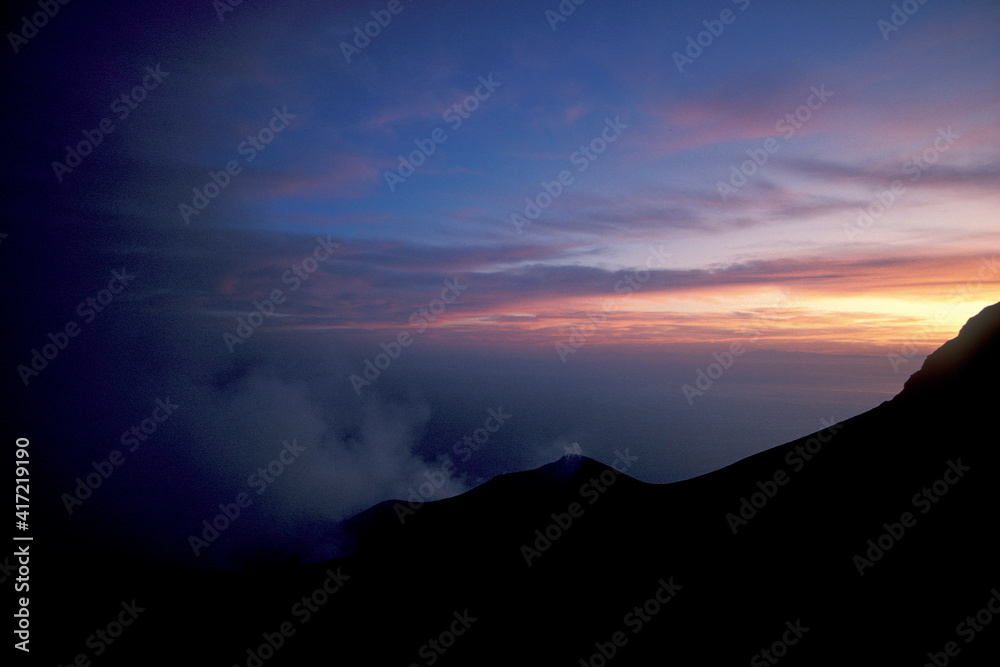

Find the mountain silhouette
[[35, 302, 1000, 665]]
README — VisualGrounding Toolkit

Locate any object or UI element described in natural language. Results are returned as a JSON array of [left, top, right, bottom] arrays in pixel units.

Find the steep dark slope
[[34, 303, 1000, 666]]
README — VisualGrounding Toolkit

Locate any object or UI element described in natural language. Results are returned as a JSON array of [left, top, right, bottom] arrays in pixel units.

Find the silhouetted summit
[[899, 301, 1000, 399]]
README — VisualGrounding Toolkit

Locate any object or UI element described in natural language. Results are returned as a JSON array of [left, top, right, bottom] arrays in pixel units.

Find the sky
[[3, 0, 998, 566]]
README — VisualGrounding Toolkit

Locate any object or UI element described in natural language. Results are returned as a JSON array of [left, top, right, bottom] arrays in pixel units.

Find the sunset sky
[[124, 0, 1000, 353], [5, 0, 998, 565]]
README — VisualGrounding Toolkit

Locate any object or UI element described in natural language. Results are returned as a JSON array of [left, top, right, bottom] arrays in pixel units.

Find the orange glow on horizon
[[332, 253, 998, 354]]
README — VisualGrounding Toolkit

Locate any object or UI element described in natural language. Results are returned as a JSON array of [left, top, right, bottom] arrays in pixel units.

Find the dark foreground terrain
[[33, 303, 1000, 665]]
